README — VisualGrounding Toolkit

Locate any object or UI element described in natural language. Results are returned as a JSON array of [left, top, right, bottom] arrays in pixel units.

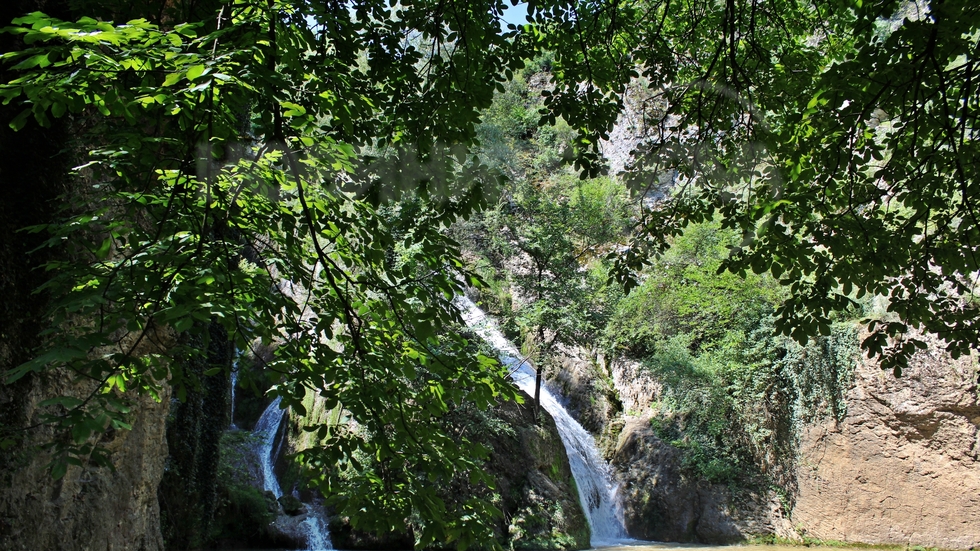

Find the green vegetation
[[748, 533, 951, 551], [1, 0, 978, 547], [0, 1, 521, 547], [464, 61, 860, 486]]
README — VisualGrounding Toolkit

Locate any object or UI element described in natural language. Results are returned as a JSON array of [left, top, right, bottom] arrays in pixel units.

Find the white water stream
[[229, 362, 238, 429], [254, 397, 286, 498], [457, 296, 632, 546], [254, 397, 333, 550]]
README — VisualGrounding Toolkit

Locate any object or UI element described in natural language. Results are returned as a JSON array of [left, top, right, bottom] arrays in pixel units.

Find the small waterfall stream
[[254, 397, 286, 498], [229, 362, 239, 429], [254, 397, 333, 550], [458, 296, 631, 547]]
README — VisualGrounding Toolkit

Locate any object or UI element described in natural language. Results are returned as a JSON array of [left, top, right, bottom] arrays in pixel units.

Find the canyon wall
[[0, 34, 172, 547], [791, 333, 980, 549], [0, 375, 170, 551], [545, 337, 980, 548]]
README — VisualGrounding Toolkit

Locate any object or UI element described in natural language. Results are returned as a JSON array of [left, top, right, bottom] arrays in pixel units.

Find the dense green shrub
[[604, 221, 784, 356], [599, 222, 860, 484]]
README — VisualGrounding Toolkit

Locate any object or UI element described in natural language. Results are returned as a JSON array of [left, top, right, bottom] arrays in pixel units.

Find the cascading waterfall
[[254, 397, 286, 498], [457, 296, 631, 547], [254, 397, 333, 550], [229, 362, 238, 429]]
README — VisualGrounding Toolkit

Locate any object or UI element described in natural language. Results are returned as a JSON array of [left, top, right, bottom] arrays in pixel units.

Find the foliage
[[616, 223, 858, 483], [522, 0, 980, 371], [0, 1, 525, 547], [483, 176, 632, 349], [606, 221, 784, 356], [5, 0, 977, 544]]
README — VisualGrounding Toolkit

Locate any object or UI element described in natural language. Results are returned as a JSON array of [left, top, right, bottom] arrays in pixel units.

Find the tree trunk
[[534, 366, 543, 423]]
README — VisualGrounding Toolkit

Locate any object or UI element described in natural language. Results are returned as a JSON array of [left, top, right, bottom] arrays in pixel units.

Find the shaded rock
[[611, 417, 788, 543], [328, 516, 415, 550], [285, 383, 590, 550], [266, 511, 315, 549], [278, 494, 306, 516], [545, 344, 622, 438], [263, 490, 280, 513], [0, 372, 171, 551]]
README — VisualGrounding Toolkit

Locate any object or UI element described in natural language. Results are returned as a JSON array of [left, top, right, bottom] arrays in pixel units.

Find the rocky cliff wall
[[0, 374, 170, 551], [0, 31, 171, 548], [547, 338, 980, 548], [612, 416, 793, 543], [791, 334, 980, 549]]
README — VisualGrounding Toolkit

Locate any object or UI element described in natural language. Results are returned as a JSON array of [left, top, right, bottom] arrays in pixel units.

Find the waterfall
[[254, 397, 286, 497], [457, 296, 631, 547], [229, 361, 238, 429], [254, 397, 333, 550]]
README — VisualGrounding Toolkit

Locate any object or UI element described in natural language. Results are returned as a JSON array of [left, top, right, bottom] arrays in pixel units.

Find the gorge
[[1, 0, 980, 549]]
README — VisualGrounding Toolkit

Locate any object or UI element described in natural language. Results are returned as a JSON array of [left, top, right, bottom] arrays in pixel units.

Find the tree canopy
[[1, 0, 978, 546]]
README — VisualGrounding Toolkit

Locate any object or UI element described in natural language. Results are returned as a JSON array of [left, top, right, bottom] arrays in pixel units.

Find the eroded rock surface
[[0, 374, 170, 551], [792, 335, 980, 549]]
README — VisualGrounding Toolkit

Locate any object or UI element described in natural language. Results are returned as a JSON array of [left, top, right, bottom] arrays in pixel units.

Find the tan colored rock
[[792, 333, 980, 549]]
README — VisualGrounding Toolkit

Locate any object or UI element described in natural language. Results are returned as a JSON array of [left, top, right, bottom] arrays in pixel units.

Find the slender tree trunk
[[533, 325, 546, 423], [534, 365, 542, 423]]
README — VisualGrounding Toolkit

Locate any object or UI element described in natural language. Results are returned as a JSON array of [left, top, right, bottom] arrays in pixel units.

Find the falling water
[[254, 397, 333, 550], [229, 362, 238, 429], [254, 397, 286, 497], [457, 296, 631, 546]]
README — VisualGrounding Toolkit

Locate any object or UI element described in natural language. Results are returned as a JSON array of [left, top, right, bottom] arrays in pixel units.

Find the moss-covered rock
[[279, 385, 590, 550], [484, 392, 591, 551], [279, 494, 306, 516]]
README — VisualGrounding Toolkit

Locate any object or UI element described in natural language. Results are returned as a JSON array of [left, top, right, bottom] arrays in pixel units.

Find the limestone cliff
[[0, 373, 170, 551], [791, 332, 980, 549], [546, 337, 980, 548]]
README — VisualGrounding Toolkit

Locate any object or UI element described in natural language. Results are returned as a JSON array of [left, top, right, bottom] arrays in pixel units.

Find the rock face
[[0, 107, 171, 549], [611, 416, 792, 543], [547, 336, 980, 549], [547, 344, 622, 437], [791, 335, 980, 549], [0, 374, 170, 551], [486, 390, 592, 551]]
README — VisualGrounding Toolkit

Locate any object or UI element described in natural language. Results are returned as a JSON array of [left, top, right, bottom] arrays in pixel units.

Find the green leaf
[[185, 64, 206, 81]]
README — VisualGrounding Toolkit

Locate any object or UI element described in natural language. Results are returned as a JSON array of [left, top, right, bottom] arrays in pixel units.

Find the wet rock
[[263, 490, 280, 513], [267, 511, 315, 549], [278, 494, 306, 516]]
